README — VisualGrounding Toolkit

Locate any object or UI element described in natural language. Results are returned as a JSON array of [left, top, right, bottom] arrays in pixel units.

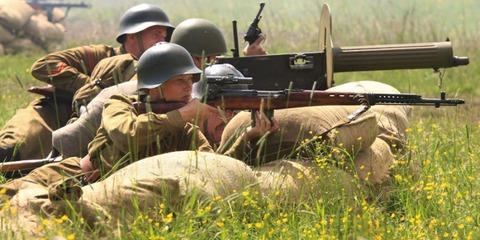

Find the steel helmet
[[170, 18, 227, 57], [193, 64, 249, 99], [116, 4, 175, 43], [137, 42, 201, 90]]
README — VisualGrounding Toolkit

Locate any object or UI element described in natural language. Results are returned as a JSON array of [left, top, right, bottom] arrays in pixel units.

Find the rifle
[[133, 75, 465, 124], [27, 85, 74, 102], [27, 0, 91, 22], [0, 157, 62, 173], [218, 3, 469, 90], [244, 3, 266, 45]]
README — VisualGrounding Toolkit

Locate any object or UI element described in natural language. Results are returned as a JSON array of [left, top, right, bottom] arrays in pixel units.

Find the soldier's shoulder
[[96, 53, 135, 65]]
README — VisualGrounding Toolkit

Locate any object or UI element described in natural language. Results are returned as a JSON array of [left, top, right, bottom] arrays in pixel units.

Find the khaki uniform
[[0, 45, 122, 161], [72, 54, 137, 109], [1, 94, 213, 197]]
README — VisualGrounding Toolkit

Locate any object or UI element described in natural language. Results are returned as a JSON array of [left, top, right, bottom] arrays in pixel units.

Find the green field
[[1, 0, 479, 239]]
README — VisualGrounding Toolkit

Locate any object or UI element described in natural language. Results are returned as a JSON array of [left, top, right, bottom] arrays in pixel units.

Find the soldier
[[49, 18, 265, 158], [0, 3, 174, 162], [1, 43, 277, 199]]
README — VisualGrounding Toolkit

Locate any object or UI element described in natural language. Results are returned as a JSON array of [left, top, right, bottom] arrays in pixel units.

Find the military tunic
[[0, 45, 122, 161]]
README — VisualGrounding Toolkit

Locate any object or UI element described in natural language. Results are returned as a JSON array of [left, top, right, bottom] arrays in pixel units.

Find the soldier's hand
[[178, 98, 218, 124], [244, 111, 279, 141], [243, 33, 268, 56]]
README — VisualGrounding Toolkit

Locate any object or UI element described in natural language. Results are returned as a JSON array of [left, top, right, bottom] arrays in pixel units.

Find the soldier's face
[[159, 74, 193, 103], [124, 26, 168, 59]]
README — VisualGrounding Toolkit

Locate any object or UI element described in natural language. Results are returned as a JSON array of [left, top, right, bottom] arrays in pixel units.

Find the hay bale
[[24, 13, 65, 46], [0, 0, 35, 30]]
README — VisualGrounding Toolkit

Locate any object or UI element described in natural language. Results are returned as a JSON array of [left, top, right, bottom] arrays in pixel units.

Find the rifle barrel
[[0, 158, 58, 172]]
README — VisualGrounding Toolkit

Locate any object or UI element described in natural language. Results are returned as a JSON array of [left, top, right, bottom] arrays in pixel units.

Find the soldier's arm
[[101, 94, 187, 153], [30, 44, 118, 94], [72, 54, 136, 107]]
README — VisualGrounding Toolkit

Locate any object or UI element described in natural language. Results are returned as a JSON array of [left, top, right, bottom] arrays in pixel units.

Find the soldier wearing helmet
[[0, 4, 175, 163], [171, 18, 266, 68], [169, 18, 269, 145]]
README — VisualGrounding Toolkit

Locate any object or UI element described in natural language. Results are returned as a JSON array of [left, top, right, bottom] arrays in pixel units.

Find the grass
[[1, 0, 480, 239]]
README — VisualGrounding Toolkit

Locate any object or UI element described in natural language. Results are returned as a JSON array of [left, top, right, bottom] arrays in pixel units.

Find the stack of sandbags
[[221, 81, 410, 193], [0, 0, 65, 54], [0, 0, 34, 30], [24, 13, 65, 47]]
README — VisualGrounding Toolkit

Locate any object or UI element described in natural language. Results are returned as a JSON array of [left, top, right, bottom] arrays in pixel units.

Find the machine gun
[[27, 0, 91, 22], [222, 3, 469, 91]]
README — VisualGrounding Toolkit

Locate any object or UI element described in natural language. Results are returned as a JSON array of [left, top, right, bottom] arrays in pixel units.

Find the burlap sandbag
[[354, 137, 395, 184], [52, 81, 137, 157], [253, 160, 363, 204], [50, 7, 66, 23], [78, 151, 257, 223], [220, 106, 378, 163], [326, 81, 410, 149], [0, 0, 34, 30], [4, 38, 42, 54], [0, 24, 14, 43], [24, 14, 64, 46]]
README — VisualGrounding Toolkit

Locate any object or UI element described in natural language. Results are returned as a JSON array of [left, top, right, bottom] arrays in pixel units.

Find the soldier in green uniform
[[0, 3, 174, 162]]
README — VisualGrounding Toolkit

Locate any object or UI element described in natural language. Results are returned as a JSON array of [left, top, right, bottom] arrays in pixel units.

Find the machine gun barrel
[[333, 42, 469, 72]]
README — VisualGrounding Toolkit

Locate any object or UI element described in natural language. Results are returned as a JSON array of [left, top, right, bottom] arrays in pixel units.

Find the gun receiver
[[244, 2, 265, 44], [27, 0, 91, 22]]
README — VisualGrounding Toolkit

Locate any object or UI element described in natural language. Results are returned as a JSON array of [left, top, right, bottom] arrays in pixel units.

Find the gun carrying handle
[[251, 109, 274, 127]]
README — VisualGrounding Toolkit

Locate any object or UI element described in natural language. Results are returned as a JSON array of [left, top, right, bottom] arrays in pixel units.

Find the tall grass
[[0, 0, 479, 239]]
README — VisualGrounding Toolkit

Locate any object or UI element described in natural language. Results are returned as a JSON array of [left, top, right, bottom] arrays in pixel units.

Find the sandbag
[[354, 137, 395, 184], [79, 151, 257, 222], [0, 24, 14, 43], [24, 13, 64, 46], [4, 38, 42, 54], [327, 81, 410, 149], [52, 81, 137, 157], [221, 106, 378, 163], [50, 7, 66, 23], [0, 0, 34, 30], [254, 160, 362, 204]]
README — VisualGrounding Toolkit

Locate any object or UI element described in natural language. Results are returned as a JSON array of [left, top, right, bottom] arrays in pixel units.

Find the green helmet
[[116, 4, 175, 43], [137, 42, 201, 90], [170, 18, 227, 57]]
